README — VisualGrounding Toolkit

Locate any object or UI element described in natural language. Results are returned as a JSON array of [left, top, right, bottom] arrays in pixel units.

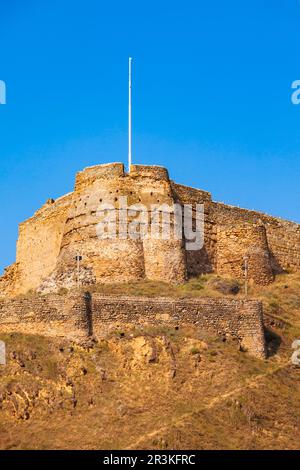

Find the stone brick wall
[[0, 293, 265, 358], [216, 224, 274, 285], [0, 292, 87, 341], [210, 202, 300, 276], [43, 163, 187, 290], [171, 183, 215, 277], [13, 193, 72, 295]]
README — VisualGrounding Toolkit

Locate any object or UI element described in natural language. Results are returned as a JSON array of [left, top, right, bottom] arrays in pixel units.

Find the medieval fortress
[[0, 162, 299, 357]]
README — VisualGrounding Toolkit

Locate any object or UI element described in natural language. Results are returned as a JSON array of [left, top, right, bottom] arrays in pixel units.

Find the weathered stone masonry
[[0, 162, 295, 360], [0, 293, 265, 358], [0, 162, 299, 296]]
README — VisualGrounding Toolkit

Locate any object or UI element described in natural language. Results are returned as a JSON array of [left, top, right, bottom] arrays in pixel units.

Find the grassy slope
[[0, 273, 300, 450]]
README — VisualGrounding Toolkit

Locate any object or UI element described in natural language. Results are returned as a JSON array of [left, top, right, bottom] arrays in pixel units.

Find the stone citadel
[[0, 162, 299, 358], [0, 162, 299, 296]]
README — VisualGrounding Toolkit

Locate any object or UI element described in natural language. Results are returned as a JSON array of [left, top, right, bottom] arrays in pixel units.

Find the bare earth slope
[[0, 273, 300, 450]]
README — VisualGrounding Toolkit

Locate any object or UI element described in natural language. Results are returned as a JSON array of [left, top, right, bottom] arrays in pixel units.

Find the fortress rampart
[[0, 162, 300, 297], [0, 292, 265, 358]]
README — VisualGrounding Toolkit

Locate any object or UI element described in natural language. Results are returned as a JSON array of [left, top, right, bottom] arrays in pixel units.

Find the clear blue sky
[[0, 0, 300, 274]]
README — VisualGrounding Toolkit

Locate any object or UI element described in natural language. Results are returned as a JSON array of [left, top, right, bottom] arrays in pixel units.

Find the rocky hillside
[[0, 273, 300, 450]]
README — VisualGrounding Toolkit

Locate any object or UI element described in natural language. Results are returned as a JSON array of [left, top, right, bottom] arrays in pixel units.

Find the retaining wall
[[0, 293, 265, 358]]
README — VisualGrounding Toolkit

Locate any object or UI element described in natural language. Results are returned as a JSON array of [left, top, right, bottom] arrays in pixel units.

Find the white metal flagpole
[[128, 57, 132, 170]]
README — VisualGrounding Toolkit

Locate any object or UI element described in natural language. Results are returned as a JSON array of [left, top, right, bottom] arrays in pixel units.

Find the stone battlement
[[130, 164, 170, 181], [74, 163, 170, 192]]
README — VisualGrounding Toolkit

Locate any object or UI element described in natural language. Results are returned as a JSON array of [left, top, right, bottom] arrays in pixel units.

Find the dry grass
[[87, 274, 241, 298], [0, 272, 300, 449]]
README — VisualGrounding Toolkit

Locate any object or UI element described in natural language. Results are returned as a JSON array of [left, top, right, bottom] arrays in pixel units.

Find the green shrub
[[190, 347, 200, 355]]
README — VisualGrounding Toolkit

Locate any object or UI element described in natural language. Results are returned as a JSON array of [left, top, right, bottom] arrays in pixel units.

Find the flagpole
[[128, 57, 132, 170]]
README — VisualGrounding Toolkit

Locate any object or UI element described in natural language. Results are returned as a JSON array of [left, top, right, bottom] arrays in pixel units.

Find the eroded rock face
[[0, 264, 21, 299], [208, 277, 240, 295], [0, 317, 298, 451], [130, 336, 158, 366], [1, 162, 300, 297], [37, 266, 96, 295]]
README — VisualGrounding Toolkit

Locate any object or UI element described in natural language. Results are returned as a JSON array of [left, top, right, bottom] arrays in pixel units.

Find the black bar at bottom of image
[[0, 449, 298, 466]]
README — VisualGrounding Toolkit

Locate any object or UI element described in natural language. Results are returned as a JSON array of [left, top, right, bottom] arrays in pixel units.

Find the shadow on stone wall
[[264, 326, 282, 357], [84, 291, 93, 336]]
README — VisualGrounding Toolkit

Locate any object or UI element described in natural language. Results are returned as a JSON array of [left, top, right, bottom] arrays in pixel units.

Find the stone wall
[[13, 193, 72, 295], [44, 163, 187, 290], [0, 292, 88, 341], [0, 292, 265, 358], [210, 202, 300, 276], [171, 183, 215, 277], [216, 224, 274, 285]]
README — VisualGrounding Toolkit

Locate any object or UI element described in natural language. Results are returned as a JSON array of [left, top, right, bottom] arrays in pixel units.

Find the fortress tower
[[45, 163, 187, 291], [1, 162, 300, 297]]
